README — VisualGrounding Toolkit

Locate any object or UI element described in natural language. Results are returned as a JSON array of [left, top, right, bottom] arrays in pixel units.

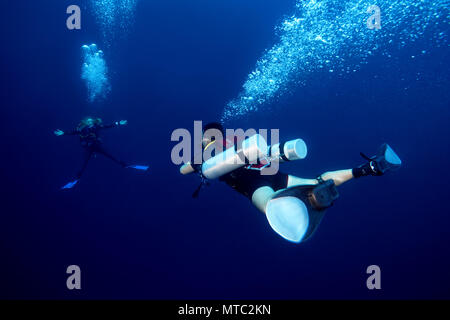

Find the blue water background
[[0, 0, 449, 299]]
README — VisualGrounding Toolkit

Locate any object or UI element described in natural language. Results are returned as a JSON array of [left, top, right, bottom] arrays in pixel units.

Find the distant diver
[[54, 117, 149, 189], [180, 122, 402, 243]]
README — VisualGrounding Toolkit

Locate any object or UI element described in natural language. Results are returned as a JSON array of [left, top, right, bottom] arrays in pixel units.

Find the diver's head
[[86, 118, 95, 126], [202, 122, 224, 148], [78, 117, 102, 130]]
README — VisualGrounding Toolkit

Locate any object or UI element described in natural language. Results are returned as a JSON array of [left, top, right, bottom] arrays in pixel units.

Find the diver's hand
[[54, 129, 64, 136], [119, 120, 128, 126]]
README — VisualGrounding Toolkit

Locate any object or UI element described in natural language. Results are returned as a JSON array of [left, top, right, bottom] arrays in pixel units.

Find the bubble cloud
[[221, 0, 449, 122], [81, 44, 111, 103], [90, 0, 139, 45]]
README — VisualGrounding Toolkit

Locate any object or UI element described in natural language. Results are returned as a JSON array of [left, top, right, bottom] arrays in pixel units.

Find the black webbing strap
[[279, 141, 290, 162]]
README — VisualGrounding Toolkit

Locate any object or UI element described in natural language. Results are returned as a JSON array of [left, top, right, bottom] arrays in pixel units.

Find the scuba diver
[[54, 117, 149, 189], [180, 122, 402, 243]]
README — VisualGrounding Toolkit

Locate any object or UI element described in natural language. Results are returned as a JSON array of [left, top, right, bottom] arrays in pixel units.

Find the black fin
[[192, 182, 203, 198], [360, 152, 372, 161]]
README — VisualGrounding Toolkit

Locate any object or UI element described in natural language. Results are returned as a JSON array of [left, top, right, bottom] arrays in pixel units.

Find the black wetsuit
[[200, 139, 289, 199], [219, 168, 289, 199], [64, 123, 126, 179]]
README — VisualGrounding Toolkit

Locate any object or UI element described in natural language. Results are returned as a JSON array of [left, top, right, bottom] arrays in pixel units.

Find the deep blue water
[[1, 0, 449, 299]]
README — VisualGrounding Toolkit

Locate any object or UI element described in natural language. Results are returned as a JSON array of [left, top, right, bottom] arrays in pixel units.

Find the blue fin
[[374, 143, 402, 174], [61, 180, 79, 190], [126, 165, 149, 171]]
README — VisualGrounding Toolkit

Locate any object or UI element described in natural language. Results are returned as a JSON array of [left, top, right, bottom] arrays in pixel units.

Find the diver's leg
[[252, 185, 310, 243], [95, 146, 127, 168], [61, 150, 92, 189], [318, 144, 404, 186], [251, 173, 343, 213], [251, 186, 276, 214], [287, 169, 354, 188], [76, 150, 93, 179], [287, 144, 402, 188], [290, 162, 394, 189], [251, 172, 292, 213], [320, 144, 403, 185], [287, 176, 319, 188], [288, 169, 354, 188], [319, 169, 354, 186]]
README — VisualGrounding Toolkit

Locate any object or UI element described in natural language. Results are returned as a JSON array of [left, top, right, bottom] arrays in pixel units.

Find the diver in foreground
[[180, 122, 402, 243], [54, 117, 149, 189]]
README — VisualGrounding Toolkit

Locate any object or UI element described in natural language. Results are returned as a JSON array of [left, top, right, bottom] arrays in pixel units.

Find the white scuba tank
[[202, 134, 268, 179], [268, 139, 308, 162], [180, 136, 308, 179], [180, 134, 267, 178]]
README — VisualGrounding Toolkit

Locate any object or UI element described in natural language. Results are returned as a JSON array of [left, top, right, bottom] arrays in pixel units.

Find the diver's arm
[[180, 160, 205, 175], [180, 163, 193, 175], [102, 120, 128, 129], [180, 162, 198, 175], [180, 152, 204, 175], [180, 139, 231, 175]]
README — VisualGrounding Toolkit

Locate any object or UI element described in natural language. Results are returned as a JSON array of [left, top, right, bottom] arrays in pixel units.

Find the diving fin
[[372, 143, 402, 174], [265, 181, 337, 243], [309, 180, 340, 210], [192, 181, 204, 198], [126, 165, 149, 171], [61, 179, 79, 190], [265, 196, 310, 243], [192, 178, 210, 199], [359, 143, 402, 176]]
